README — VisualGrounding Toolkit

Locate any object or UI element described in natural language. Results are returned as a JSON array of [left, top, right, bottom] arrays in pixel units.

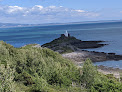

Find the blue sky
[[1, 0, 122, 9], [0, 0, 122, 24]]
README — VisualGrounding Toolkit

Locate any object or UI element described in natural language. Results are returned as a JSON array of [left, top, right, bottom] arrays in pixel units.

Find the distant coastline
[[1, 19, 122, 28]]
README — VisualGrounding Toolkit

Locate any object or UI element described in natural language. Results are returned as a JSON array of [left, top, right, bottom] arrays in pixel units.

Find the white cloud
[[48, 6, 56, 8], [0, 5, 100, 24], [32, 5, 43, 10], [75, 10, 85, 13], [7, 6, 24, 13]]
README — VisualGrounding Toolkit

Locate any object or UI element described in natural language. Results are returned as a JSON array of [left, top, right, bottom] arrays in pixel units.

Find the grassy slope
[[0, 41, 121, 92], [0, 41, 84, 92]]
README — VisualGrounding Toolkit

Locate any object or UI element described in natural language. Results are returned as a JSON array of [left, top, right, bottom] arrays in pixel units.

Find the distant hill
[[0, 23, 36, 28], [1, 20, 122, 28]]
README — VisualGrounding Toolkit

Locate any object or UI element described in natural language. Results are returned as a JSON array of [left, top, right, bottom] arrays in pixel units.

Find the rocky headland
[[42, 33, 122, 63], [42, 33, 107, 53]]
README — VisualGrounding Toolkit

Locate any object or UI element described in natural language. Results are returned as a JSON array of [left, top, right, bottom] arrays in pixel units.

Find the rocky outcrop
[[42, 34, 122, 62], [62, 50, 122, 62], [42, 34, 107, 53]]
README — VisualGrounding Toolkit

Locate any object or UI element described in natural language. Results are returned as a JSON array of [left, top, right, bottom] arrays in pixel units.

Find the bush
[[81, 59, 122, 92], [81, 59, 98, 88], [0, 42, 82, 91]]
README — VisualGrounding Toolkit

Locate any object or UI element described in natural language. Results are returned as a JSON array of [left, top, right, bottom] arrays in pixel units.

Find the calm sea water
[[0, 22, 122, 69]]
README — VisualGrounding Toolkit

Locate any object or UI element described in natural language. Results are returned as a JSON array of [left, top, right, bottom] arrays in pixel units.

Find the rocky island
[[42, 32, 106, 54], [42, 32, 122, 62]]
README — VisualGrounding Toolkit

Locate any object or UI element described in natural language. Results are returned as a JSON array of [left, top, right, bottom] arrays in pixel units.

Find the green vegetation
[[0, 41, 122, 92], [22, 44, 38, 48], [54, 46, 74, 54], [0, 41, 83, 92], [81, 59, 122, 92], [41, 36, 78, 53], [42, 36, 77, 47]]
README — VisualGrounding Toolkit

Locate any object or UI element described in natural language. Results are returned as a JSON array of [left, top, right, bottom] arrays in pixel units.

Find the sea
[[0, 22, 122, 69]]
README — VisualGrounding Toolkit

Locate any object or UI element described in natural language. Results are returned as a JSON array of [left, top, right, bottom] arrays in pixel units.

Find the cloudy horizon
[[0, 0, 122, 24]]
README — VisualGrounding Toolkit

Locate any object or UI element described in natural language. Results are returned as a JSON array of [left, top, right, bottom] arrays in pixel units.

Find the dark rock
[[108, 53, 116, 55], [61, 34, 66, 38], [42, 34, 107, 53]]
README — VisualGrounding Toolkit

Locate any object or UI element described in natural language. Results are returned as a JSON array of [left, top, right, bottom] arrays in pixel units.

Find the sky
[[0, 0, 122, 24]]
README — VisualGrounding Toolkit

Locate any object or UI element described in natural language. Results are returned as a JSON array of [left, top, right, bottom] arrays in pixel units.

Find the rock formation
[[42, 33, 106, 53], [42, 33, 122, 62]]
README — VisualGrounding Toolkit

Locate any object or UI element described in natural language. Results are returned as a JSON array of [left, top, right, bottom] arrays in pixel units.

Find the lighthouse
[[61, 30, 70, 38], [65, 30, 68, 37]]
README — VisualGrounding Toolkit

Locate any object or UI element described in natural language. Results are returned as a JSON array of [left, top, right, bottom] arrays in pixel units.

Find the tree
[[81, 59, 98, 88]]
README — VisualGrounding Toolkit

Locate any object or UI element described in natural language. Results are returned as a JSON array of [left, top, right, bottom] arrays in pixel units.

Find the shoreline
[[62, 51, 122, 79], [62, 50, 122, 62], [97, 65, 122, 79], [62, 50, 122, 79]]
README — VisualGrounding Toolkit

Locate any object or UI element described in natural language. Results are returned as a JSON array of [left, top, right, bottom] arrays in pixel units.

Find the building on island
[[65, 30, 68, 37], [61, 30, 70, 38]]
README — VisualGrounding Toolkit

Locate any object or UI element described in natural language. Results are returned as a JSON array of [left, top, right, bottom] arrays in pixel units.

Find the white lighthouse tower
[[65, 30, 68, 37]]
